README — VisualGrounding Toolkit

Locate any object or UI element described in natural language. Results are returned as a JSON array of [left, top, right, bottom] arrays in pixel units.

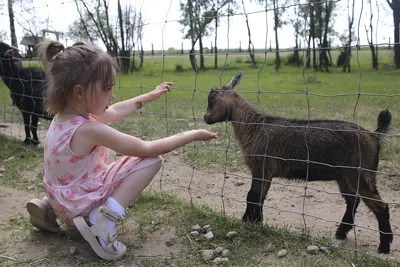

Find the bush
[[286, 52, 304, 66], [235, 57, 243, 64], [175, 64, 184, 72]]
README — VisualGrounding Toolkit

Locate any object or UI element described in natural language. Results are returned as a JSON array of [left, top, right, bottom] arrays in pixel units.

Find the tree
[[180, 0, 218, 71], [386, 0, 400, 68], [242, 0, 256, 67], [365, 0, 379, 69], [319, 0, 336, 72], [289, 0, 304, 67], [211, 0, 234, 69], [8, 0, 18, 47], [343, 0, 355, 73], [71, 0, 143, 74]]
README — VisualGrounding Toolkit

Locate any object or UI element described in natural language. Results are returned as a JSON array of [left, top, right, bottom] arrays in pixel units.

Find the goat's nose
[[204, 114, 211, 124]]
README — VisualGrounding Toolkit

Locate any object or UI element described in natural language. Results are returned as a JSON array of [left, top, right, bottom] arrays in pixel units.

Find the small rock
[[202, 250, 214, 261], [69, 246, 77, 255], [203, 224, 211, 231], [27, 185, 36, 191], [277, 249, 288, 258], [206, 227, 212, 233], [191, 224, 202, 231], [264, 243, 275, 252], [165, 240, 174, 247], [172, 150, 180, 156], [204, 231, 214, 241], [212, 257, 223, 265], [226, 231, 238, 239], [190, 231, 200, 237], [234, 180, 244, 186], [4, 156, 15, 162], [163, 257, 172, 265], [0, 167, 5, 173], [221, 249, 231, 257], [214, 247, 224, 255], [221, 257, 229, 263], [319, 246, 331, 254], [307, 245, 319, 255]]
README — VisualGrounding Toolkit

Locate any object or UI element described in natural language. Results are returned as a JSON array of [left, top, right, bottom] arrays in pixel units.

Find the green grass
[[1, 48, 400, 171], [0, 134, 398, 267]]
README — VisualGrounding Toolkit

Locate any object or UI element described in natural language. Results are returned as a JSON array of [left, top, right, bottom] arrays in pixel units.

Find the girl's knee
[[153, 158, 162, 171]]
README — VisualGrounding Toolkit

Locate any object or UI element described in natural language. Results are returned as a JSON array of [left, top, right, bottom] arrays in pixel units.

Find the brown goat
[[204, 71, 393, 254]]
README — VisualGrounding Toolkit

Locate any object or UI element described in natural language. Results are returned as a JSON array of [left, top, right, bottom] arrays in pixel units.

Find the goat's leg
[[335, 178, 360, 240], [30, 114, 40, 146], [22, 112, 32, 144], [358, 177, 392, 254], [242, 170, 272, 224]]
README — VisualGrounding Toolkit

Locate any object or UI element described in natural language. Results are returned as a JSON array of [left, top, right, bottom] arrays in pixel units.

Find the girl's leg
[[81, 159, 162, 260], [110, 160, 162, 207]]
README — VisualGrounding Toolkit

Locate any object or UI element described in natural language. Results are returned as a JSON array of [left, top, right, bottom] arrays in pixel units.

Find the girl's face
[[85, 73, 116, 116]]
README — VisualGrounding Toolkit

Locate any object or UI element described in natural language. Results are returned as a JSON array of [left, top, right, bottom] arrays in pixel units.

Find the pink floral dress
[[43, 114, 161, 226]]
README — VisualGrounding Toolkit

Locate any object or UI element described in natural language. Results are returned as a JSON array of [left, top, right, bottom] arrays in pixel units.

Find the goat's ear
[[226, 70, 243, 90]]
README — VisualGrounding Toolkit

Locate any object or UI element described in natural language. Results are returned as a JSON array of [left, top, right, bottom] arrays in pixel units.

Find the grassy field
[[1, 48, 400, 266], [0, 135, 399, 267]]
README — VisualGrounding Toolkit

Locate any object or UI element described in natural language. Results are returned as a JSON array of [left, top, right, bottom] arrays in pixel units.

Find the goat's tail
[[375, 109, 391, 145]]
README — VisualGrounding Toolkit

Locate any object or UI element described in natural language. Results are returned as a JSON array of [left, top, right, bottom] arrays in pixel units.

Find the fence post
[[152, 43, 154, 56]]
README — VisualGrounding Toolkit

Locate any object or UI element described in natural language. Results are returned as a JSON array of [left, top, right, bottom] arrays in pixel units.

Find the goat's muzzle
[[204, 113, 214, 124]]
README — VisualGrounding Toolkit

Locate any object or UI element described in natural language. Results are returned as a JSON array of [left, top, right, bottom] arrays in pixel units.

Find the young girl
[[26, 40, 218, 260]]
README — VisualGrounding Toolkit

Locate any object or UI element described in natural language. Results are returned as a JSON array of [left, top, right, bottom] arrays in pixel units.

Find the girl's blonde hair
[[36, 40, 119, 115]]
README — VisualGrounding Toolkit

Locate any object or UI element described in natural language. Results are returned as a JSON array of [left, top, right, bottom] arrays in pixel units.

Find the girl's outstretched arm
[[97, 82, 172, 124], [72, 121, 218, 158]]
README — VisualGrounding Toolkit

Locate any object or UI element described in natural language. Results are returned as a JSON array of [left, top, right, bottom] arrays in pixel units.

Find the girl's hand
[[149, 82, 172, 101], [196, 129, 219, 141]]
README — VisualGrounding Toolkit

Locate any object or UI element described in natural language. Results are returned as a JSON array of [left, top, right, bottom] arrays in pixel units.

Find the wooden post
[[151, 43, 154, 56], [181, 42, 184, 54]]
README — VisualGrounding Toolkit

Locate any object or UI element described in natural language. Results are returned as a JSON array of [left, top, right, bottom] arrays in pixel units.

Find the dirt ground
[[1, 121, 400, 263]]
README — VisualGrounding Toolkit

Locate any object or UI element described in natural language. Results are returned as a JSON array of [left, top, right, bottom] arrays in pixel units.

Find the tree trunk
[[394, 7, 400, 68], [242, 0, 256, 67], [214, 13, 218, 69], [273, 0, 280, 71], [139, 46, 144, 69], [189, 47, 198, 72], [369, 44, 378, 69], [130, 49, 136, 73], [312, 37, 316, 70], [8, 0, 18, 47], [119, 50, 130, 74], [199, 36, 205, 70], [306, 35, 311, 68]]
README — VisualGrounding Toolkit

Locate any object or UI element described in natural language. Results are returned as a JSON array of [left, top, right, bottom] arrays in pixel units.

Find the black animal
[[0, 42, 52, 145], [204, 71, 393, 254]]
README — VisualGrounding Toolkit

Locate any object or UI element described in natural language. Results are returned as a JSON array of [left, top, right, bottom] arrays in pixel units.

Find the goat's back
[[237, 116, 382, 180]]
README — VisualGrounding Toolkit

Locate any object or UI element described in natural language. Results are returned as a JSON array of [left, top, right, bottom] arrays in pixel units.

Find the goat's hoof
[[378, 243, 390, 254], [23, 139, 39, 146], [335, 231, 347, 240]]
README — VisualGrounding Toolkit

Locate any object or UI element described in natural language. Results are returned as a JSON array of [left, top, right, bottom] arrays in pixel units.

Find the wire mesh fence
[[1, 0, 400, 264]]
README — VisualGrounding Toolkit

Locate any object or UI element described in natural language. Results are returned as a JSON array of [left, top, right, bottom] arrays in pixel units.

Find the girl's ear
[[73, 85, 84, 101]]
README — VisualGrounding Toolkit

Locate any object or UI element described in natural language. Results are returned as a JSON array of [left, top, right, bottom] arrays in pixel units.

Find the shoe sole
[[27, 199, 61, 233], [73, 216, 126, 261]]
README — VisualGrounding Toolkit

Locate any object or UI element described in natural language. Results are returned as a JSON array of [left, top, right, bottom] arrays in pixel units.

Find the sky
[[0, 0, 395, 53]]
